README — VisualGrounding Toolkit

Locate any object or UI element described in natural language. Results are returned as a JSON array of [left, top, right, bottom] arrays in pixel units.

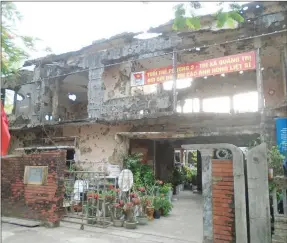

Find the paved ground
[[1, 190, 203, 243]]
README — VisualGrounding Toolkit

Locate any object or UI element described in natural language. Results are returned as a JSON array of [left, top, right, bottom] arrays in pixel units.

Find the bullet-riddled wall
[[62, 123, 131, 169]]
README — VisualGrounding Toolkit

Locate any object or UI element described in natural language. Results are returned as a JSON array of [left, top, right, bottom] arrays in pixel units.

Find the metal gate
[[62, 171, 117, 229]]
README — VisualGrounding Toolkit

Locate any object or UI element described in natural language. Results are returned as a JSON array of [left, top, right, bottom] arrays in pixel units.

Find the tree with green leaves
[[1, 2, 51, 77], [173, 2, 245, 31]]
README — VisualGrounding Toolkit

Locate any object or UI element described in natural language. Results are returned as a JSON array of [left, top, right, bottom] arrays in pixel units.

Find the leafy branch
[[248, 137, 285, 177], [1, 2, 52, 77], [172, 2, 244, 31]]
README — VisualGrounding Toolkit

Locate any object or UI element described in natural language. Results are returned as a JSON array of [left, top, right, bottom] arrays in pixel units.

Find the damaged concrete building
[[2, 2, 287, 178]]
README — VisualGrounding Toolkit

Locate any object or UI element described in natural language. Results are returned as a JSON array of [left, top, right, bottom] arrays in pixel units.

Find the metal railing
[[62, 171, 116, 229]]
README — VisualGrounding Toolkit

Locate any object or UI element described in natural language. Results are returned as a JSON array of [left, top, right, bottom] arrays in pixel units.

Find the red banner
[[1, 101, 10, 156], [142, 51, 256, 85]]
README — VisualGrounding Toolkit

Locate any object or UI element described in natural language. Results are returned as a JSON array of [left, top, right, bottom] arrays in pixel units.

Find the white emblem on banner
[[131, 71, 145, 87]]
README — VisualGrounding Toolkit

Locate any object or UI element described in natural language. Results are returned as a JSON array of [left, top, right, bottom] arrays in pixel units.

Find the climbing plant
[[173, 2, 244, 31]]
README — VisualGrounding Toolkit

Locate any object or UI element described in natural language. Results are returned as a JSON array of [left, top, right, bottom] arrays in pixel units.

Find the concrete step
[[1, 216, 41, 227]]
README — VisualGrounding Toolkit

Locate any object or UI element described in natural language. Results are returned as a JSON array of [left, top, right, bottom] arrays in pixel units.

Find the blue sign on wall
[[275, 117, 287, 156]]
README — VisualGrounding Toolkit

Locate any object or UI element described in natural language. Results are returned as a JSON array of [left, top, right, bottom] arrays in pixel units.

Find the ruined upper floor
[[1, 1, 287, 129]]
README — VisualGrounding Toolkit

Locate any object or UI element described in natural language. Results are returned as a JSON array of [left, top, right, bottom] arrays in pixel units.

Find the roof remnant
[[23, 2, 286, 68]]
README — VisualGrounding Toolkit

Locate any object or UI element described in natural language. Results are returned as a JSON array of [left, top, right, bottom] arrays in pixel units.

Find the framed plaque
[[24, 166, 48, 185]]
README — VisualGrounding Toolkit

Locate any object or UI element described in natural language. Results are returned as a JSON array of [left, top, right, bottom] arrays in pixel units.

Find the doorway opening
[[129, 137, 204, 243]]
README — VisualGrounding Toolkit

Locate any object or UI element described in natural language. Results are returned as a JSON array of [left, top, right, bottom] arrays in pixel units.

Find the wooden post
[[172, 50, 177, 112], [254, 38, 266, 142]]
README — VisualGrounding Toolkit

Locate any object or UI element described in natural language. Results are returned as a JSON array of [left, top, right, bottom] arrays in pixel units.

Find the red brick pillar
[[212, 159, 236, 243]]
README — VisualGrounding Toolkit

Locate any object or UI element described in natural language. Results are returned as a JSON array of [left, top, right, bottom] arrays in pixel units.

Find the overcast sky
[[14, 2, 246, 59], [15, 2, 178, 59]]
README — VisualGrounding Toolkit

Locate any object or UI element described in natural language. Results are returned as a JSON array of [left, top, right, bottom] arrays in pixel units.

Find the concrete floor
[[1, 190, 203, 243]]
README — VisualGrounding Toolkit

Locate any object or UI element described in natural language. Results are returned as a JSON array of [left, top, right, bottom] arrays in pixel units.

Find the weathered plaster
[[246, 143, 271, 243], [201, 149, 213, 243], [62, 123, 131, 168]]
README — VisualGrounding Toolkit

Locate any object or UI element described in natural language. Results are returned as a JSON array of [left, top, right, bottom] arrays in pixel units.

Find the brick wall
[[212, 159, 236, 243], [1, 151, 66, 226]]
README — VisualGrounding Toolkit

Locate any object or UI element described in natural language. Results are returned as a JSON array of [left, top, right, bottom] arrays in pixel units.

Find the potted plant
[[99, 185, 117, 217], [124, 202, 137, 229], [146, 197, 154, 220], [111, 200, 125, 227], [145, 183, 159, 220], [159, 183, 173, 203], [153, 196, 161, 219], [170, 168, 183, 195], [136, 187, 149, 225], [84, 191, 99, 224], [159, 195, 173, 216]]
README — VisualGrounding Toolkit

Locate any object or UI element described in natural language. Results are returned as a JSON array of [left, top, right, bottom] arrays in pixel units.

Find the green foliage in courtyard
[[123, 153, 155, 188]]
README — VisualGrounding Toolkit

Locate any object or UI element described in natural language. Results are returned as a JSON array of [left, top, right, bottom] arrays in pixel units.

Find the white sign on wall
[[131, 71, 145, 87], [108, 164, 121, 177]]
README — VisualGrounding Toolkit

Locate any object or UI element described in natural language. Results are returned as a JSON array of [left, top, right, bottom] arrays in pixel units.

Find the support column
[[230, 95, 234, 114], [52, 79, 60, 121], [180, 148, 184, 163], [254, 37, 266, 142], [12, 89, 17, 115], [197, 151, 202, 192], [200, 148, 214, 243], [247, 143, 271, 243], [39, 78, 46, 123], [199, 98, 203, 113], [153, 140, 156, 177], [179, 99, 185, 113], [157, 83, 163, 95], [172, 50, 178, 112], [88, 68, 105, 119]]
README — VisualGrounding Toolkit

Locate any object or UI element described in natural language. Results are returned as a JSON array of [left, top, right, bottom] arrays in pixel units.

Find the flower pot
[[87, 217, 96, 225], [99, 199, 111, 217], [125, 221, 137, 229], [113, 219, 124, 227], [172, 186, 176, 195], [146, 207, 154, 220], [153, 210, 161, 219], [159, 208, 164, 216], [137, 216, 148, 225]]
